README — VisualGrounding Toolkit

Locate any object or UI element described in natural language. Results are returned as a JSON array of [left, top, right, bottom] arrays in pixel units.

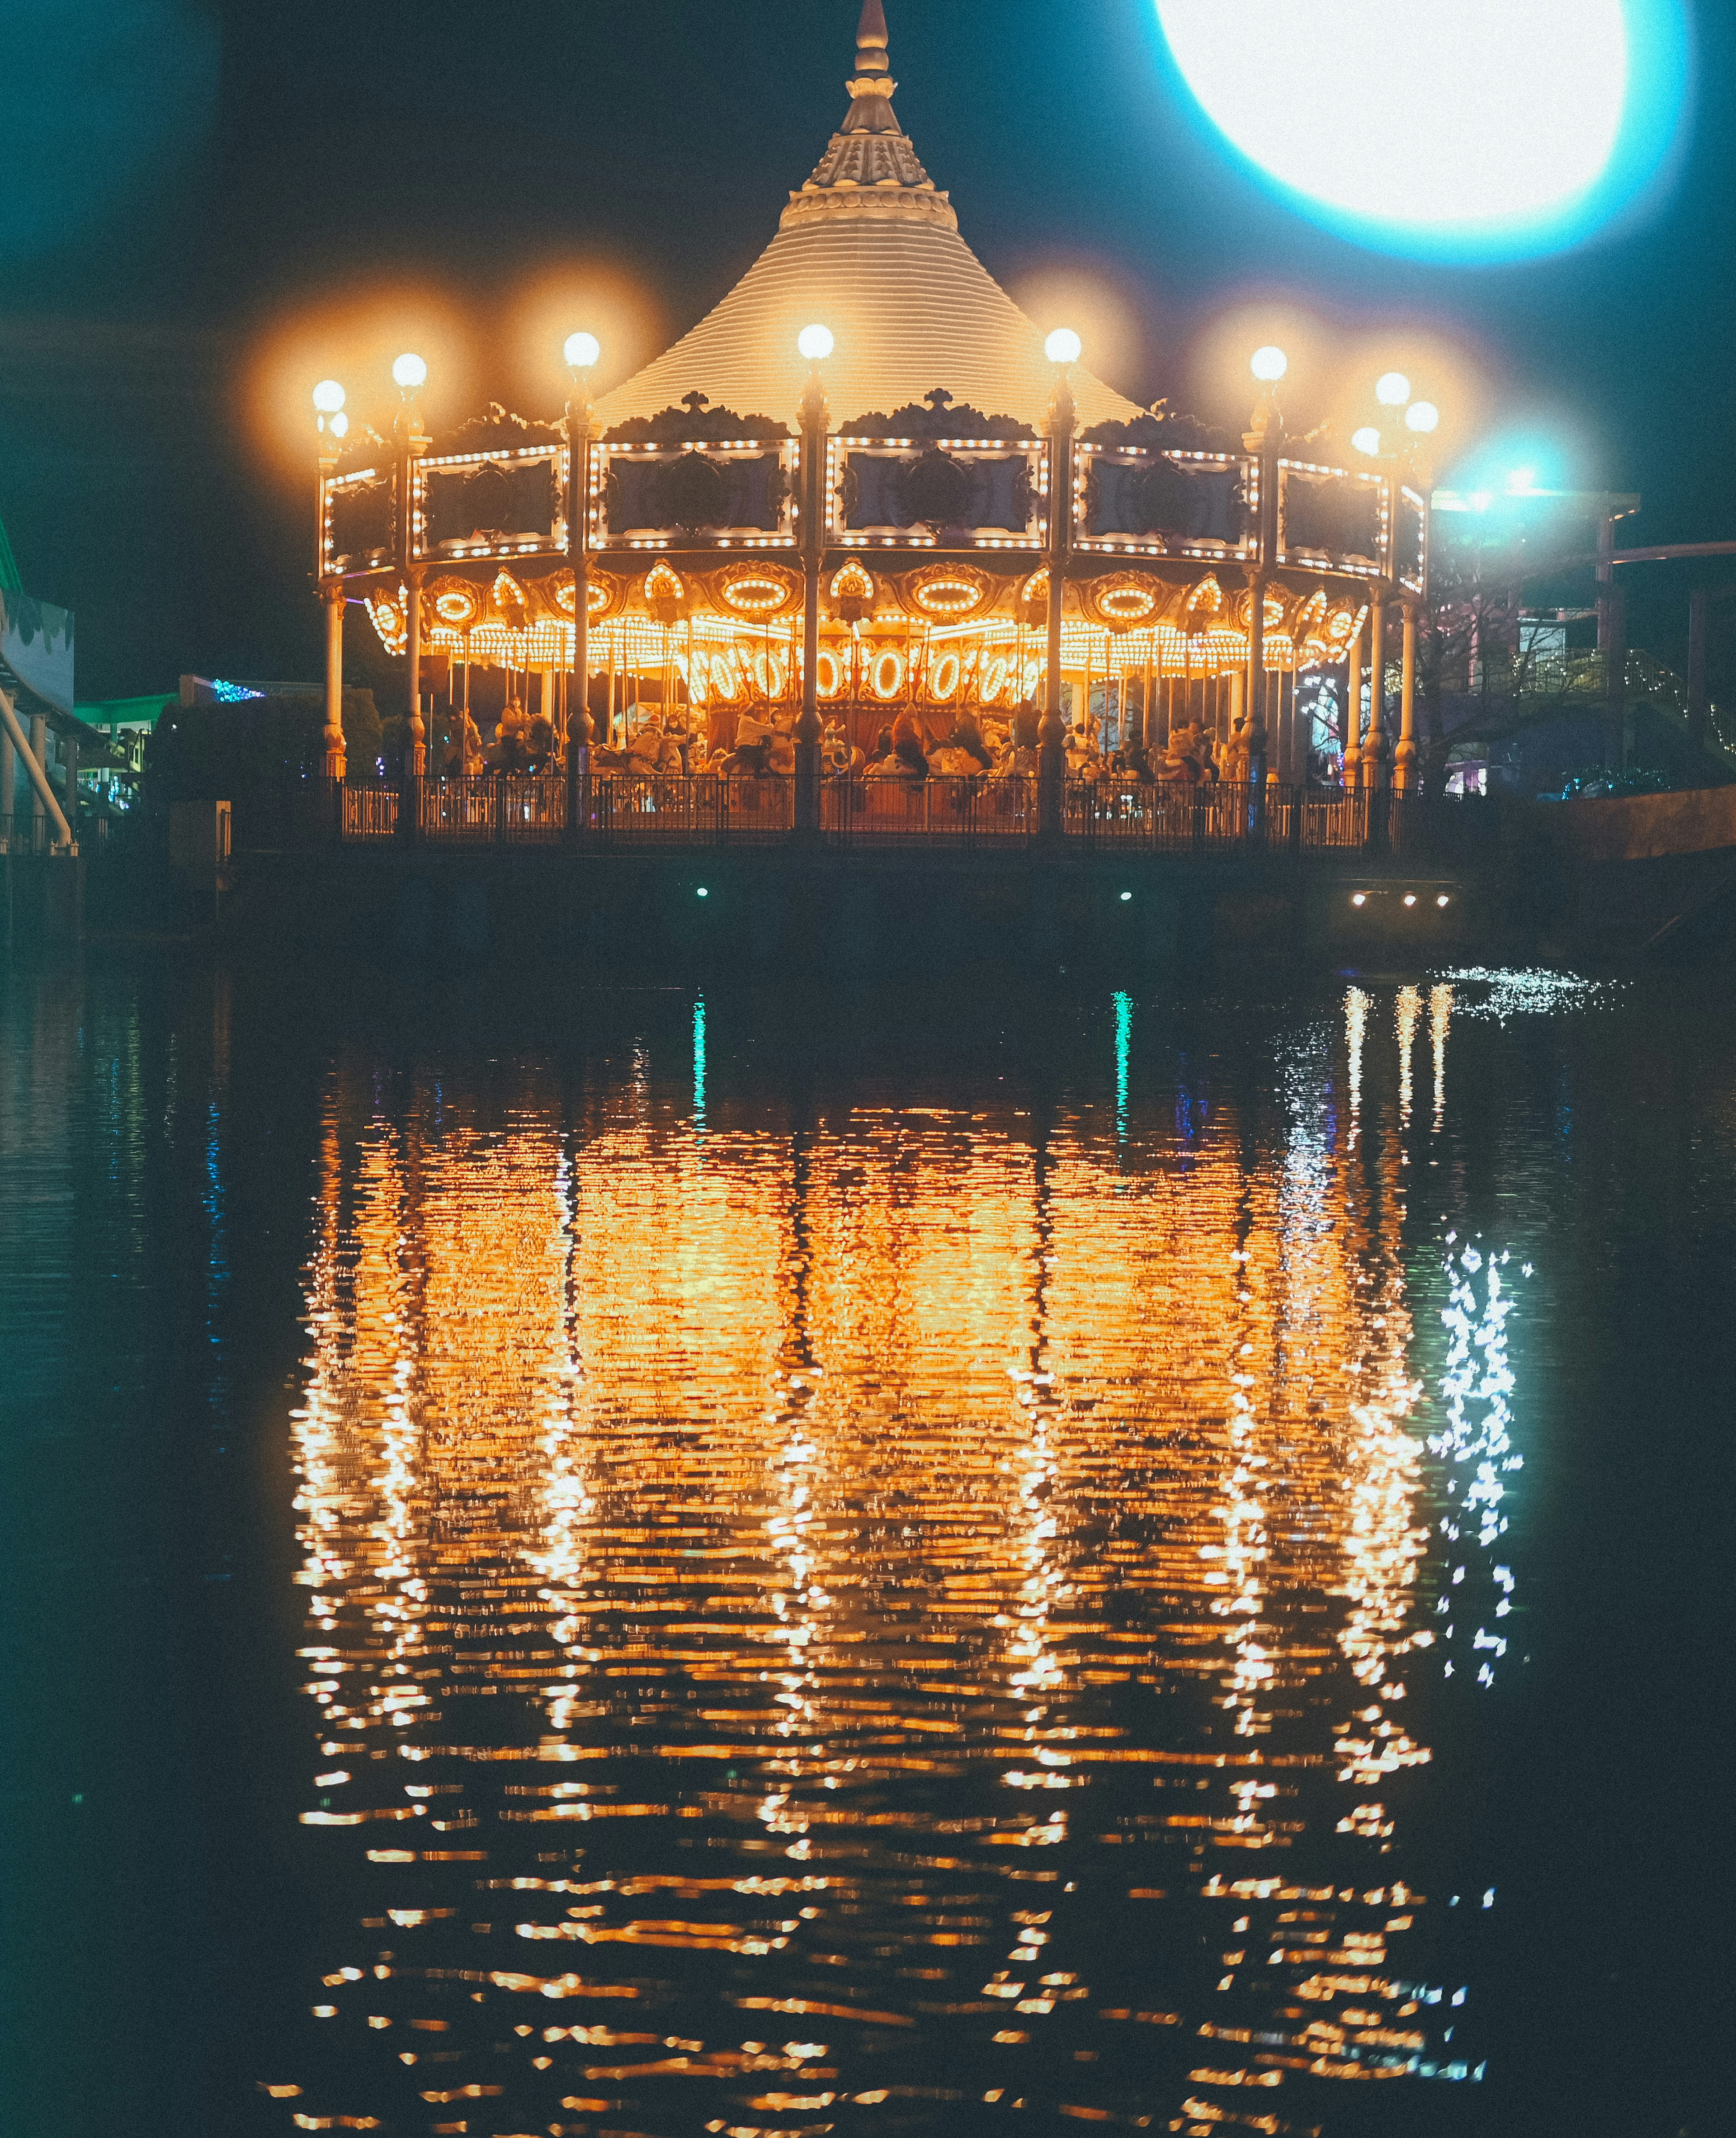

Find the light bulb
[[392, 352, 428, 391], [797, 324, 835, 361], [1405, 400, 1440, 434], [1250, 345, 1287, 382], [1375, 370, 1411, 406], [1045, 327, 1082, 365], [564, 331, 600, 370], [312, 378, 345, 414], [330, 411, 349, 438], [1352, 426, 1382, 457]]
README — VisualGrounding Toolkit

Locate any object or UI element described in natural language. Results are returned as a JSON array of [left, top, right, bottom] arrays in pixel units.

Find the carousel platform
[[198, 772, 1499, 974]]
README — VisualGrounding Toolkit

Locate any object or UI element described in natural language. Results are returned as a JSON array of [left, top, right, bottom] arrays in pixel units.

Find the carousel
[[310, 1, 1432, 837]]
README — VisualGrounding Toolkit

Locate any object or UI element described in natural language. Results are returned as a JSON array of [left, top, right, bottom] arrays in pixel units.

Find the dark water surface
[[1, 958, 1730, 2138]]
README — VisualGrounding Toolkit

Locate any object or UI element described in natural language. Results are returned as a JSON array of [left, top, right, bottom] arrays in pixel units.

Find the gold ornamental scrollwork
[[712, 561, 802, 620], [1081, 570, 1166, 632], [902, 561, 992, 622], [544, 567, 623, 623]]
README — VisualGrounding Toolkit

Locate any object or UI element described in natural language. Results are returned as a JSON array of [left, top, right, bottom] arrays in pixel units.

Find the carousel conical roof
[[595, 1, 1143, 435]]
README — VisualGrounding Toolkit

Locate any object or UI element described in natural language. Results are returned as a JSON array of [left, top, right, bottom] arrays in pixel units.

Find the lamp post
[[1242, 345, 1287, 791], [1040, 328, 1080, 843], [563, 331, 599, 843], [796, 323, 833, 835], [1353, 378, 1439, 792], [392, 353, 430, 842], [312, 379, 349, 782]]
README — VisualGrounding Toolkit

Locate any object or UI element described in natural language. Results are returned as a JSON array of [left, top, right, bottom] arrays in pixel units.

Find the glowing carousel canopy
[[316, 1, 1427, 767]]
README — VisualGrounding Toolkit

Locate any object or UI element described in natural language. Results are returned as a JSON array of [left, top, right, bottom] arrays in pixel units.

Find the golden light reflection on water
[[279, 988, 1508, 2135]]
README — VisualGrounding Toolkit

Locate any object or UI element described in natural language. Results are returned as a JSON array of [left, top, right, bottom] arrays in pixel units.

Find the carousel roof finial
[[841, 0, 899, 136], [783, 1, 956, 227]]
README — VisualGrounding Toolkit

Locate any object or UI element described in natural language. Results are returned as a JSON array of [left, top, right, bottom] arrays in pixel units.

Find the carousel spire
[[841, 0, 899, 135], [783, 1, 956, 228]]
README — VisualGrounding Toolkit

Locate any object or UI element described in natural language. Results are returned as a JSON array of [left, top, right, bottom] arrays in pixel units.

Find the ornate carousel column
[[1039, 347, 1077, 843], [563, 335, 598, 844], [1344, 611, 1363, 791], [1394, 599, 1419, 791], [1243, 351, 1285, 791], [313, 394, 348, 782], [321, 587, 347, 779], [1365, 586, 1388, 788], [795, 329, 832, 835], [392, 358, 430, 840]]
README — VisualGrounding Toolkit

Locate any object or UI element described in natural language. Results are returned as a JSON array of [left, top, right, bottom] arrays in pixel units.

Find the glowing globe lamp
[[1045, 327, 1082, 365], [797, 323, 835, 361], [564, 331, 600, 370], [329, 411, 349, 438], [392, 352, 428, 391], [312, 378, 345, 413], [1155, 0, 1694, 264], [1405, 400, 1441, 434], [1375, 371, 1411, 406], [1250, 345, 1287, 383], [1351, 426, 1382, 457]]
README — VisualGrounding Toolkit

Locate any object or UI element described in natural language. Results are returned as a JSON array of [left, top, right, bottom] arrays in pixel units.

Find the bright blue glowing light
[[1155, 0, 1693, 261]]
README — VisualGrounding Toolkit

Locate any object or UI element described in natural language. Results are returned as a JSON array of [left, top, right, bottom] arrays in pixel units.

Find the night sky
[[4, 0, 1734, 703]]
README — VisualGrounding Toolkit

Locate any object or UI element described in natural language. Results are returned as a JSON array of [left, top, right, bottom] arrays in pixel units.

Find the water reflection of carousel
[[312, 2, 1430, 831]]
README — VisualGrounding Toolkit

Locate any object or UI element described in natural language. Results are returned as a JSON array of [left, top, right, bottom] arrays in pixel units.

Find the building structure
[[0, 509, 81, 854], [312, 1, 1431, 825]]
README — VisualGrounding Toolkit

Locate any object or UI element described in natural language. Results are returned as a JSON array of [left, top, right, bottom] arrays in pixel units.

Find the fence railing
[[2, 808, 58, 854], [826, 774, 1037, 849], [342, 783, 399, 839], [417, 774, 566, 842], [228, 772, 1486, 863], [587, 774, 791, 846]]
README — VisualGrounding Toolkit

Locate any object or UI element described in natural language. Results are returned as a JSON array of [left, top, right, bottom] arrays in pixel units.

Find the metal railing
[[227, 771, 1491, 864], [826, 774, 1037, 849], [586, 774, 792, 846], [419, 774, 566, 843], [2, 808, 56, 854], [342, 783, 399, 838]]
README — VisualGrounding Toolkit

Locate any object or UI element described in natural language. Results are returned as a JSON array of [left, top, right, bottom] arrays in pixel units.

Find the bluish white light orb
[[312, 378, 345, 413], [1375, 371, 1411, 407], [564, 331, 600, 369], [1406, 400, 1440, 434], [1250, 344, 1287, 382], [798, 323, 835, 361], [1156, 0, 1693, 260], [1352, 426, 1382, 457], [392, 352, 428, 390], [1045, 327, 1083, 365]]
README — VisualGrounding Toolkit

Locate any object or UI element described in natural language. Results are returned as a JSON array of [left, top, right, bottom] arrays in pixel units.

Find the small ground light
[[1404, 894, 1418, 906], [1437, 894, 1450, 907], [1119, 890, 1132, 902], [696, 886, 709, 898], [1352, 892, 1367, 906]]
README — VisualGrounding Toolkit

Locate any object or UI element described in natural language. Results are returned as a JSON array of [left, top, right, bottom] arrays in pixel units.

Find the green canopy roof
[[0, 512, 20, 597]]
